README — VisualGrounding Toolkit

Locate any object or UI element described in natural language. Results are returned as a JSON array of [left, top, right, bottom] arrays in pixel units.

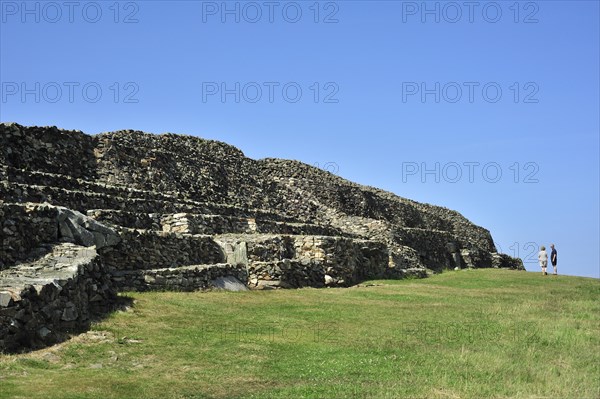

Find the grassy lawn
[[1, 269, 598, 399]]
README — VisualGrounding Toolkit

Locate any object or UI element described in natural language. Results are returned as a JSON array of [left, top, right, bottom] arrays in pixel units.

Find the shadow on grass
[[2, 295, 134, 355]]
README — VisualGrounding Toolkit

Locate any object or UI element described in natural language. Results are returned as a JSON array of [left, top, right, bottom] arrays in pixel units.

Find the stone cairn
[[0, 123, 523, 352]]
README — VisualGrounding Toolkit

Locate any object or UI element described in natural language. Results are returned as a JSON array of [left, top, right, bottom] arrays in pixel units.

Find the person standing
[[538, 246, 548, 275], [550, 244, 558, 275]]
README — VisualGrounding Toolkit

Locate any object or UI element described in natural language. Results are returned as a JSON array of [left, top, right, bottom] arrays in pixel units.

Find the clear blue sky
[[1, 1, 598, 277]]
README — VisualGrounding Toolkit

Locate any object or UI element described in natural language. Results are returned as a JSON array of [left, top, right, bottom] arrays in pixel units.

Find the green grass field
[[1, 269, 598, 399]]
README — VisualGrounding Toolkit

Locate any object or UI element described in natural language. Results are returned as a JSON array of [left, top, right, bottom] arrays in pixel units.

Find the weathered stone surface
[[57, 207, 121, 249], [211, 276, 248, 292], [0, 244, 117, 352], [0, 292, 15, 307]]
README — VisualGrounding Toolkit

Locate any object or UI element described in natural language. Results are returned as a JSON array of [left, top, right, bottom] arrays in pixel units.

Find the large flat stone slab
[[211, 276, 248, 292]]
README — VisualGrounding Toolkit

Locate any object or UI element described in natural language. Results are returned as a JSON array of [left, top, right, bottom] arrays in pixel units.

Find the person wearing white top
[[538, 246, 548, 276]]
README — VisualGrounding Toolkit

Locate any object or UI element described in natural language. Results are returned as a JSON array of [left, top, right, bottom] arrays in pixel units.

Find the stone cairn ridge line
[[0, 123, 524, 352]]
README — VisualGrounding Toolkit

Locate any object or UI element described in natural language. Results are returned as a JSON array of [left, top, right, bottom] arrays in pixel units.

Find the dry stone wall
[[0, 124, 96, 180], [111, 263, 248, 292], [100, 228, 224, 271], [216, 234, 400, 288], [1, 203, 58, 269]]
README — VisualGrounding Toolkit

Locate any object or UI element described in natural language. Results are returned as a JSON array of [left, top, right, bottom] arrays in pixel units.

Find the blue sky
[[1, 1, 598, 277]]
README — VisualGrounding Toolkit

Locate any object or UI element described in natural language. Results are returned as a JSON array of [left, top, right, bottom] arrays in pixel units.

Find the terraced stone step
[[5, 167, 304, 223], [214, 234, 392, 288], [159, 212, 350, 237], [0, 243, 116, 352], [246, 258, 428, 289], [0, 244, 99, 290], [99, 227, 225, 272], [85, 209, 351, 237], [247, 259, 325, 289], [109, 263, 247, 292], [5, 166, 179, 199], [103, 229, 376, 276], [0, 181, 297, 223], [86, 208, 161, 230]]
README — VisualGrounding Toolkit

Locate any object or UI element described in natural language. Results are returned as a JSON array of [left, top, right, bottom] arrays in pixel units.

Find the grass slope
[[1, 269, 598, 399]]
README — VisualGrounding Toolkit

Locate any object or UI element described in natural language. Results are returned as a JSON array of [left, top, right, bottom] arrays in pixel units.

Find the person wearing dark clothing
[[550, 244, 558, 275]]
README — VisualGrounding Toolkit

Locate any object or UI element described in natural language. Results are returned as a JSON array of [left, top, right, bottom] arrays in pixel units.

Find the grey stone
[[37, 326, 52, 339], [59, 220, 74, 241], [61, 303, 79, 321], [56, 207, 120, 248], [104, 233, 121, 247], [0, 291, 14, 307], [256, 280, 280, 290], [211, 276, 248, 291], [67, 218, 96, 247], [92, 231, 107, 248], [452, 253, 462, 268], [231, 242, 248, 266]]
